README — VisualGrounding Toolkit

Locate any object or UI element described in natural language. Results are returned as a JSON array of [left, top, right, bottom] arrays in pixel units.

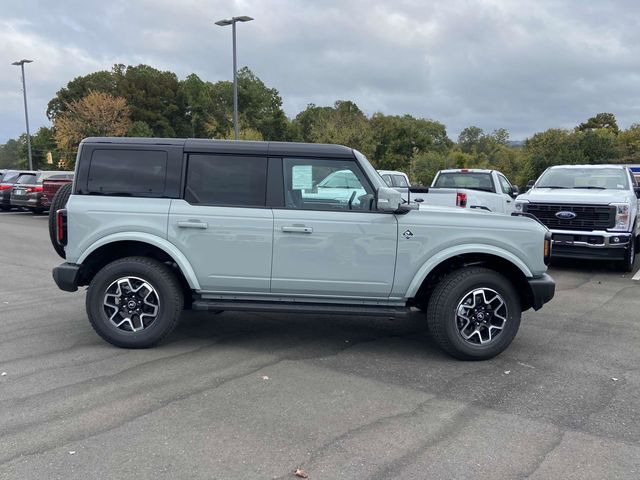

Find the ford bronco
[[51, 138, 555, 360]]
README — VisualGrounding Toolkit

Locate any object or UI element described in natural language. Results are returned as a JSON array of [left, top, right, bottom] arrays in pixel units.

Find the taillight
[[26, 186, 43, 194], [456, 192, 467, 207], [56, 209, 67, 246], [0, 184, 11, 190]]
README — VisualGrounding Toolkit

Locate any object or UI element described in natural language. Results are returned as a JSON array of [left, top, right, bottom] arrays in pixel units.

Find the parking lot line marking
[[632, 269, 640, 281]]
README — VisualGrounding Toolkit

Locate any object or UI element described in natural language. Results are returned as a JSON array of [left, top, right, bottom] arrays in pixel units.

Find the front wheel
[[86, 257, 184, 348], [619, 237, 636, 273], [426, 267, 521, 360]]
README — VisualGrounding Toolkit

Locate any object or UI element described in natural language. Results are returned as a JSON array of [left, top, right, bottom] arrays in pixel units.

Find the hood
[[518, 188, 630, 205], [410, 202, 547, 233]]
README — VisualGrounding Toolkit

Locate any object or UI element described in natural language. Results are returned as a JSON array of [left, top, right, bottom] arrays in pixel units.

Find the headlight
[[610, 203, 631, 231], [515, 200, 528, 212]]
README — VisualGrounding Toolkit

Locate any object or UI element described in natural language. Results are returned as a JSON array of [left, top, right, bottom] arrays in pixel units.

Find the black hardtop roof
[[81, 137, 355, 158]]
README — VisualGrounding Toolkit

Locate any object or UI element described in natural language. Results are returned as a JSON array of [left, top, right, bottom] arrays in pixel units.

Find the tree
[[617, 124, 640, 163], [0, 139, 20, 169], [47, 70, 116, 120], [370, 113, 451, 177], [127, 121, 154, 137], [577, 113, 619, 135], [54, 91, 131, 167], [237, 67, 288, 140], [458, 126, 484, 153], [293, 101, 373, 155], [113, 64, 190, 138], [17, 127, 61, 170]]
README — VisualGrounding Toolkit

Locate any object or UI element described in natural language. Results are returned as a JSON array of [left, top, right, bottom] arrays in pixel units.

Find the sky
[[1, 0, 639, 143]]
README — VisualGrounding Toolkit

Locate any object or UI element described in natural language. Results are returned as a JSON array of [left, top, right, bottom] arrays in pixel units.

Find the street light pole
[[215, 16, 253, 140], [12, 59, 34, 170]]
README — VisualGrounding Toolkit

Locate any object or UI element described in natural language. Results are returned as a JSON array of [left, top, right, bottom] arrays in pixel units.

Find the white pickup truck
[[515, 164, 640, 271], [415, 169, 519, 214]]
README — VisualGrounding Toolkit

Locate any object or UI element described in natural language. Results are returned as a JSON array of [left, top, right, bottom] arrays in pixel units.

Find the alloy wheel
[[455, 288, 508, 345], [103, 276, 160, 332]]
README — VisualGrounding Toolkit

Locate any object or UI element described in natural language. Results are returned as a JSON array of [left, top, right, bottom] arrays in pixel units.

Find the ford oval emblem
[[555, 211, 577, 219]]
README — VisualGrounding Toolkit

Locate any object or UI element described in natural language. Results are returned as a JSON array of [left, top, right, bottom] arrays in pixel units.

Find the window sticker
[[292, 165, 313, 189]]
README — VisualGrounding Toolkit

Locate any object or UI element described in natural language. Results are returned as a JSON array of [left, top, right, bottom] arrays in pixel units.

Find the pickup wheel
[[48, 183, 73, 258], [426, 267, 521, 360], [620, 236, 636, 273], [86, 257, 184, 348]]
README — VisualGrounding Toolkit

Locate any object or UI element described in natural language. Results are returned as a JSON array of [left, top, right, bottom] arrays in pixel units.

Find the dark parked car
[[42, 173, 74, 208], [1, 170, 33, 211], [10, 171, 68, 213]]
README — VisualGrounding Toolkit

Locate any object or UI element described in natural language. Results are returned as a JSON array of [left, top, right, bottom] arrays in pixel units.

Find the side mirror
[[526, 180, 535, 191], [510, 185, 520, 198], [376, 187, 403, 212], [634, 186, 640, 199], [376, 187, 416, 213]]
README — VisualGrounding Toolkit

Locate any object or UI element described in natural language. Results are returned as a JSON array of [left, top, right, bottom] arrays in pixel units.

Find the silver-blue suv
[[51, 137, 555, 360]]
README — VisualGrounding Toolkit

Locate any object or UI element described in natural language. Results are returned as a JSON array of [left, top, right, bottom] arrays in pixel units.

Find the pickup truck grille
[[524, 203, 616, 230]]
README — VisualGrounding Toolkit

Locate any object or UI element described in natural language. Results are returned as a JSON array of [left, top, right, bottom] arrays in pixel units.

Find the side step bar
[[192, 299, 410, 317]]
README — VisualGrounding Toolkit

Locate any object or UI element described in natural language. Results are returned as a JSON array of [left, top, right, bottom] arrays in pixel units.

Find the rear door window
[[185, 154, 267, 207], [87, 149, 167, 195]]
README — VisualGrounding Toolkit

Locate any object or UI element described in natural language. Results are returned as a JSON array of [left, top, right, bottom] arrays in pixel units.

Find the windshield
[[15, 174, 37, 185], [537, 167, 629, 190], [433, 172, 494, 192]]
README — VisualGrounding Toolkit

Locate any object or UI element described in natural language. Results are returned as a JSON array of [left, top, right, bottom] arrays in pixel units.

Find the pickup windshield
[[433, 172, 494, 193], [537, 167, 629, 190]]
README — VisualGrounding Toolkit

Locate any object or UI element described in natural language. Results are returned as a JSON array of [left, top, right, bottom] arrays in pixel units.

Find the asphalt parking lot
[[0, 211, 639, 480]]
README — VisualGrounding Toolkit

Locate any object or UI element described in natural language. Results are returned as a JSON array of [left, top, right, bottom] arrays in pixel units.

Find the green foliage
[[13, 127, 62, 170], [617, 124, 640, 163], [369, 113, 451, 180], [577, 112, 619, 135], [128, 121, 154, 137], [294, 101, 374, 156], [0, 139, 20, 169]]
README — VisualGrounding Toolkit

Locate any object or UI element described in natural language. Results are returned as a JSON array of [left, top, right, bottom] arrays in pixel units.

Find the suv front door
[[271, 157, 398, 298]]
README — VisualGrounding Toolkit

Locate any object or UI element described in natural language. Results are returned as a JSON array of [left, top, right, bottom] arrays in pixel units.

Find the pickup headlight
[[610, 203, 631, 231], [515, 200, 528, 212]]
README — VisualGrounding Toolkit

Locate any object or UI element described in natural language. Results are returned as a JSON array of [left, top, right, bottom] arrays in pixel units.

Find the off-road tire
[[619, 235, 636, 273], [426, 267, 521, 360], [86, 256, 184, 348], [48, 183, 72, 258]]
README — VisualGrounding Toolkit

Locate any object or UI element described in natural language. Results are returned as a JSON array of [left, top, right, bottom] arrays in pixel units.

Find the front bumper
[[550, 229, 631, 260], [527, 273, 555, 311], [52, 262, 81, 292]]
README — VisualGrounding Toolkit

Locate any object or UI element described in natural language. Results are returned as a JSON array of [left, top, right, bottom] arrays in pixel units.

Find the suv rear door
[[168, 153, 273, 293], [270, 156, 397, 297]]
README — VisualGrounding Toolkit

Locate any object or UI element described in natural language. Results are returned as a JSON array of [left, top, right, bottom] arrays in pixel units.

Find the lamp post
[[215, 16, 253, 140], [12, 59, 34, 170]]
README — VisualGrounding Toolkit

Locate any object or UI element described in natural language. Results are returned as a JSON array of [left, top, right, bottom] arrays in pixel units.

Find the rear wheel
[[426, 267, 521, 360], [48, 183, 72, 258], [86, 257, 184, 348]]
